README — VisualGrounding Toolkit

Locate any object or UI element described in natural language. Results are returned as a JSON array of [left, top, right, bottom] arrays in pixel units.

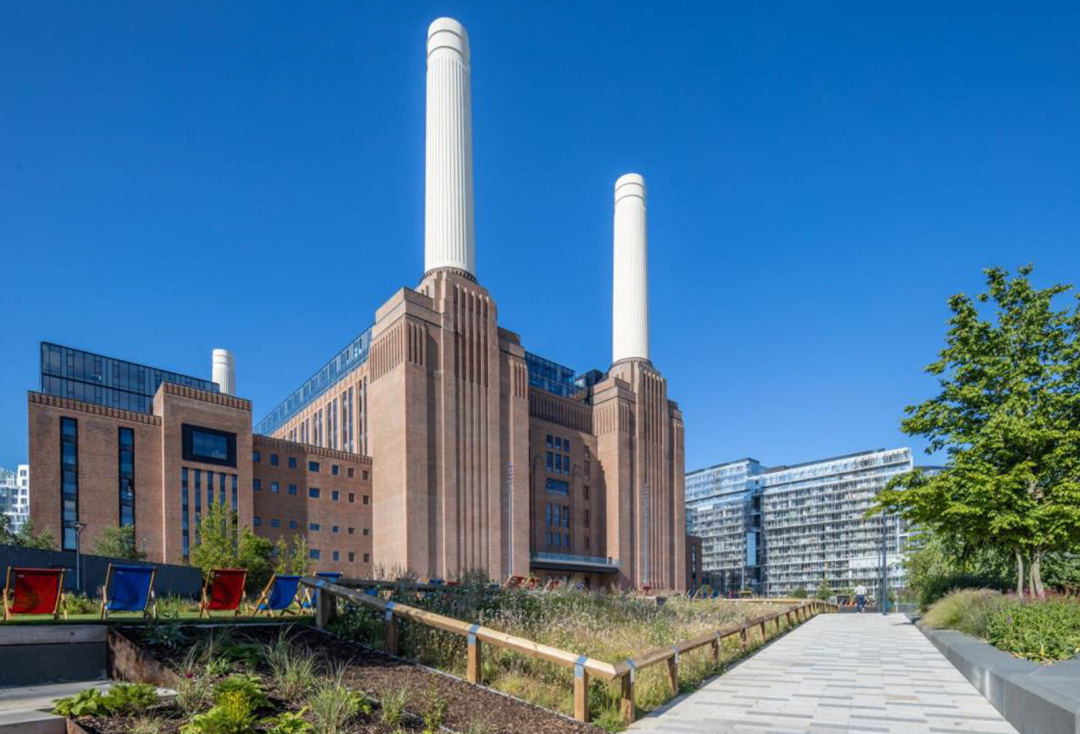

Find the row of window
[[252, 481, 369, 504], [58, 418, 137, 551], [307, 549, 368, 563], [252, 518, 370, 537], [281, 383, 365, 454], [181, 467, 239, 559], [252, 451, 369, 480]]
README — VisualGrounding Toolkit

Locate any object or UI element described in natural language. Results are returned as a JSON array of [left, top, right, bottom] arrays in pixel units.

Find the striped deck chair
[[249, 574, 302, 617], [101, 564, 156, 619], [4, 567, 66, 620], [199, 568, 247, 617]]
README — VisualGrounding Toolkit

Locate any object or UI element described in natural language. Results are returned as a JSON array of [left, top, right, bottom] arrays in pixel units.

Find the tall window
[[60, 417, 78, 550], [181, 467, 190, 559], [118, 427, 135, 526]]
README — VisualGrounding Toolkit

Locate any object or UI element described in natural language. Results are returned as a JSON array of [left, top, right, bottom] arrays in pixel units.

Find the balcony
[[530, 552, 622, 574]]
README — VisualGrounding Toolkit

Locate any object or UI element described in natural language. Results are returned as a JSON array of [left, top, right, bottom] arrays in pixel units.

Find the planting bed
[[88, 623, 600, 734]]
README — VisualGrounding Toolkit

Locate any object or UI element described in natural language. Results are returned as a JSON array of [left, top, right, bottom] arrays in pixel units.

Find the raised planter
[[915, 622, 1080, 734]]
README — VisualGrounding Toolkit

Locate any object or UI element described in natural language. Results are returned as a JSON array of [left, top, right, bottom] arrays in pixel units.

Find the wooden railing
[[301, 577, 837, 724]]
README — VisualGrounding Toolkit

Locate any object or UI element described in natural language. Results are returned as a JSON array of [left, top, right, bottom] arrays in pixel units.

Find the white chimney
[[612, 173, 650, 363], [424, 17, 476, 277], [212, 349, 235, 395]]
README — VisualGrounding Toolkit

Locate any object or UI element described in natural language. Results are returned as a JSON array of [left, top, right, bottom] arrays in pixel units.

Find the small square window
[[347, 468, 354, 478], [271, 518, 280, 528], [332, 465, 339, 476], [270, 454, 279, 466], [363, 553, 370, 563], [332, 525, 339, 533], [348, 552, 355, 562], [309, 522, 320, 531], [254, 479, 262, 491], [271, 482, 279, 493], [310, 549, 321, 560], [332, 490, 339, 501], [289, 520, 297, 529], [309, 461, 320, 472], [289, 484, 297, 495], [362, 495, 369, 505], [362, 528, 370, 536], [348, 527, 355, 535], [288, 457, 297, 469], [309, 487, 321, 499], [362, 470, 369, 480], [332, 550, 340, 561], [253, 516, 262, 526], [253, 451, 261, 463], [348, 493, 355, 503]]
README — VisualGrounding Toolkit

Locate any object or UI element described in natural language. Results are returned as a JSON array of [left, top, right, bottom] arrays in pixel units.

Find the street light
[[880, 513, 888, 615], [73, 522, 87, 593]]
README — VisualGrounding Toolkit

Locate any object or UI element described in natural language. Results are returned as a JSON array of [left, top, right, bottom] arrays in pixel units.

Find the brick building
[[27, 17, 687, 589]]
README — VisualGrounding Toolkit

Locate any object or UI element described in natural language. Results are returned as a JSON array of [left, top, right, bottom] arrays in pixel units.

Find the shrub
[[144, 621, 187, 650], [176, 675, 214, 718], [180, 690, 256, 734], [790, 587, 807, 599], [421, 686, 448, 734], [130, 716, 165, 734], [922, 589, 1004, 635], [308, 668, 369, 734], [53, 688, 111, 717], [262, 709, 314, 734], [214, 673, 269, 709], [103, 683, 158, 715], [918, 572, 1011, 610], [983, 596, 1080, 663], [380, 686, 408, 726], [157, 594, 196, 618], [266, 632, 318, 701], [65, 593, 100, 615]]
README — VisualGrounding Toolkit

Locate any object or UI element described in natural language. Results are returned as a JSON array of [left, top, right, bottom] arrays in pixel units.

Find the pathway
[[630, 613, 1018, 734]]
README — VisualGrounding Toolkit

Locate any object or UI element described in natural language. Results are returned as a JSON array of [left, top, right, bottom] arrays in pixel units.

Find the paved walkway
[[630, 613, 1018, 734]]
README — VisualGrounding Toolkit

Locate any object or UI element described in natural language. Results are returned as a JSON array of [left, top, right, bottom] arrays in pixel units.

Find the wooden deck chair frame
[[100, 563, 157, 620], [3, 567, 67, 621], [248, 575, 299, 617], [199, 570, 246, 618]]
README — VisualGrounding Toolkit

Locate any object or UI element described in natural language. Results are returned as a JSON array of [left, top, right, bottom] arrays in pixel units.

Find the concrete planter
[[916, 622, 1080, 734]]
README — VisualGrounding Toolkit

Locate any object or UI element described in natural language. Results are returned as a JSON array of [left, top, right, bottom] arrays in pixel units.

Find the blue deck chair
[[100, 564, 156, 619], [302, 571, 343, 610], [250, 574, 302, 616]]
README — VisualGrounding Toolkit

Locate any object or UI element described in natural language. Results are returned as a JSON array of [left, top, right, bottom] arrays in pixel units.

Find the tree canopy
[[876, 266, 1080, 596]]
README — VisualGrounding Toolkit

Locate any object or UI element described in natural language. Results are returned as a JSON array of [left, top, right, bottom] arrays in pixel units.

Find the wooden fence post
[[666, 647, 679, 696], [620, 669, 636, 725], [315, 586, 336, 628], [759, 620, 766, 641], [384, 603, 399, 656], [574, 656, 589, 722], [467, 624, 482, 684], [740, 625, 748, 647], [710, 637, 720, 666]]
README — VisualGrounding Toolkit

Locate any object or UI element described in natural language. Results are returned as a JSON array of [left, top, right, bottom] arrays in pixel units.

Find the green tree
[[92, 525, 146, 560], [0, 517, 56, 550], [189, 502, 277, 594], [815, 577, 834, 601], [274, 535, 314, 576], [876, 266, 1080, 597], [790, 586, 808, 599]]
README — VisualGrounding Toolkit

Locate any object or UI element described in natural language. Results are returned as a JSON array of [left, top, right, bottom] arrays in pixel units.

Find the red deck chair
[[4, 567, 66, 620], [199, 568, 247, 617]]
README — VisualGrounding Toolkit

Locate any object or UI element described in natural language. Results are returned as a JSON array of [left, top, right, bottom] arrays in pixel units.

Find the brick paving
[[629, 613, 1017, 734]]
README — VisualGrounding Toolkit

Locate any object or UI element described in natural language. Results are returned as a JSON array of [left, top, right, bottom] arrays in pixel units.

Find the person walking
[[854, 584, 868, 613]]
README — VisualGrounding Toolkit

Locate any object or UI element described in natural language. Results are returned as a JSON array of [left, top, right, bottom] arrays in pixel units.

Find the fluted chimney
[[212, 348, 235, 395], [424, 18, 475, 277], [612, 173, 649, 363]]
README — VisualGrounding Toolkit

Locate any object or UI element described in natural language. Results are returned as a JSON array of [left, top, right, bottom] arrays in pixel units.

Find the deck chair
[[249, 574, 301, 617], [199, 568, 247, 617], [301, 571, 342, 611], [100, 564, 156, 619], [4, 567, 66, 620]]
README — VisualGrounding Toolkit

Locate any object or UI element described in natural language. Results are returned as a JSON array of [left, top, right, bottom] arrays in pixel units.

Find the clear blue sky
[[2, 2, 1078, 473]]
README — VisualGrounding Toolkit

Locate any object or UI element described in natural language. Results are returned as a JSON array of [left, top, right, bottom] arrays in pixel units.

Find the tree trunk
[[1031, 550, 1044, 598], [1015, 548, 1025, 599]]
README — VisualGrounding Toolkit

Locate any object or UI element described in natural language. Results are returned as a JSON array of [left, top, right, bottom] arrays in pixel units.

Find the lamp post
[[880, 513, 888, 615], [73, 522, 87, 594]]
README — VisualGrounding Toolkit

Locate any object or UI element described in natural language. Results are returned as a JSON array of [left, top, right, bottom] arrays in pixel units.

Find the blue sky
[[2, 2, 1078, 472]]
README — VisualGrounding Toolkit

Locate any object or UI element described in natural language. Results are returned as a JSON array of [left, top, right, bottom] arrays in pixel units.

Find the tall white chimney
[[612, 173, 650, 363], [424, 18, 476, 277], [212, 348, 235, 396]]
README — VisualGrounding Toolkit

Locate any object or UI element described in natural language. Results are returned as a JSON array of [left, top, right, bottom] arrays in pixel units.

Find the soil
[[107, 623, 603, 734]]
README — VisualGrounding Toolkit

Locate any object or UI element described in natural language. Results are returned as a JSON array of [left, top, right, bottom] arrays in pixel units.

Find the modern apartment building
[[26, 17, 688, 590], [0, 465, 30, 532], [686, 448, 915, 598]]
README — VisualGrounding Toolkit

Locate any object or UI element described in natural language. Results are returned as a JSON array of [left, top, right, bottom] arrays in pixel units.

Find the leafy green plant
[[983, 596, 1080, 662], [262, 709, 314, 734], [144, 621, 187, 650], [92, 524, 146, 560], [157, 594, 196, 618], [64, 593, 100, 615], [180, 690, 256, 734], [130, 716, 165, 734], [221, 642, 263, 669], [176, 675, 214, 718], [205, 656, 235, 678], [789, 586, 807, 599], [214, 673, 269, 709], [52, 688, 110, 718], [308, 668, 369, 734], [380, 685, 408, 726], [103, 682, 158, 715], [422, 686, 448, 734], [266, 632, 317, 701], [918, 572, 1011, 611]]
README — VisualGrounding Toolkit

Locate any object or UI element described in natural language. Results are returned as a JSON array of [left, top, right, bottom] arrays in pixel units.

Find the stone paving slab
[[630, 613, 1018, 734]]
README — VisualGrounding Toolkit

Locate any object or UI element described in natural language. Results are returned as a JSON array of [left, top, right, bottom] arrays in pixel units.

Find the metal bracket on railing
[[671, 645, 680, 664], [574, 654, 588, 679], [468, 622, 480, 646], [384, 600, 396, 621], [626, 659, 636, 683]]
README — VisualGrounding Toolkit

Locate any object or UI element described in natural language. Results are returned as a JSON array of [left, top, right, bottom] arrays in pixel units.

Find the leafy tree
[[190, 502, 278, 594], [815, 577, 834, 601], [790, 586, 808, 599], [876, 266, 1080, 597], [92, 525, 146, 560], [274, 535, 314, 576], [0, 516, 56, 550], [238, 528, 274, 594]]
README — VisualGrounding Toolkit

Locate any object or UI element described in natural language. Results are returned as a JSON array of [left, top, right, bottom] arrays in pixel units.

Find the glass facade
[[41, 342, 218, 414], [254, 328, 371, 436], [118, 427, 135, 526], [61, 417, 79, 550]]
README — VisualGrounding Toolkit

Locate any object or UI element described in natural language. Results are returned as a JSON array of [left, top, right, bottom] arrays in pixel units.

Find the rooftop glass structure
[[40, 342, 218, 414], [254, 327, 372, 436], [524, 352, 603, 399]]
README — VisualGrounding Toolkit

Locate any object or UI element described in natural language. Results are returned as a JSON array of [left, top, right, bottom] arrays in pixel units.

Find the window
[[254, 516, 262, 526], [362, 495, 369, 505], [332, 551, 340, 561], [348, 527, 355, 535], [289, 484, 297, 495], [546, 434, 553, 449], [331, 490, 339, 501], [347, 468, 354, 478], [348, 552, 355, 562], [546, 452, 553, 471], [332, 465, 339, 476], [545, 479, 569, 495], [362, 470, 369, 480], [332, 525, 339, 534], [288, 457, 297, 469], [271, 518, 280, 528], [562, 506, 570, 528], [348, 493, 355, 503], [309, 522, 320, 531], [584, 485, 590, 500], [310, 549, 321, 560], [181, 467, 189, 558], [182, 424, 237, 467], [584, 509, 590, 528], [363, 553, 370, 563], [289, 520, 297, 529], [270, 454, 279, 466], [362, 528, 369, 536], [585, 535, 590, 550], [118, 427, 135, 527], [309, 488, 320, 498], [60, 418, 79, 551], [309, 461, 320, 472], [253, 451, 261, 463], [254, 479, 262, 491], [270, 482, 280, 493]]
